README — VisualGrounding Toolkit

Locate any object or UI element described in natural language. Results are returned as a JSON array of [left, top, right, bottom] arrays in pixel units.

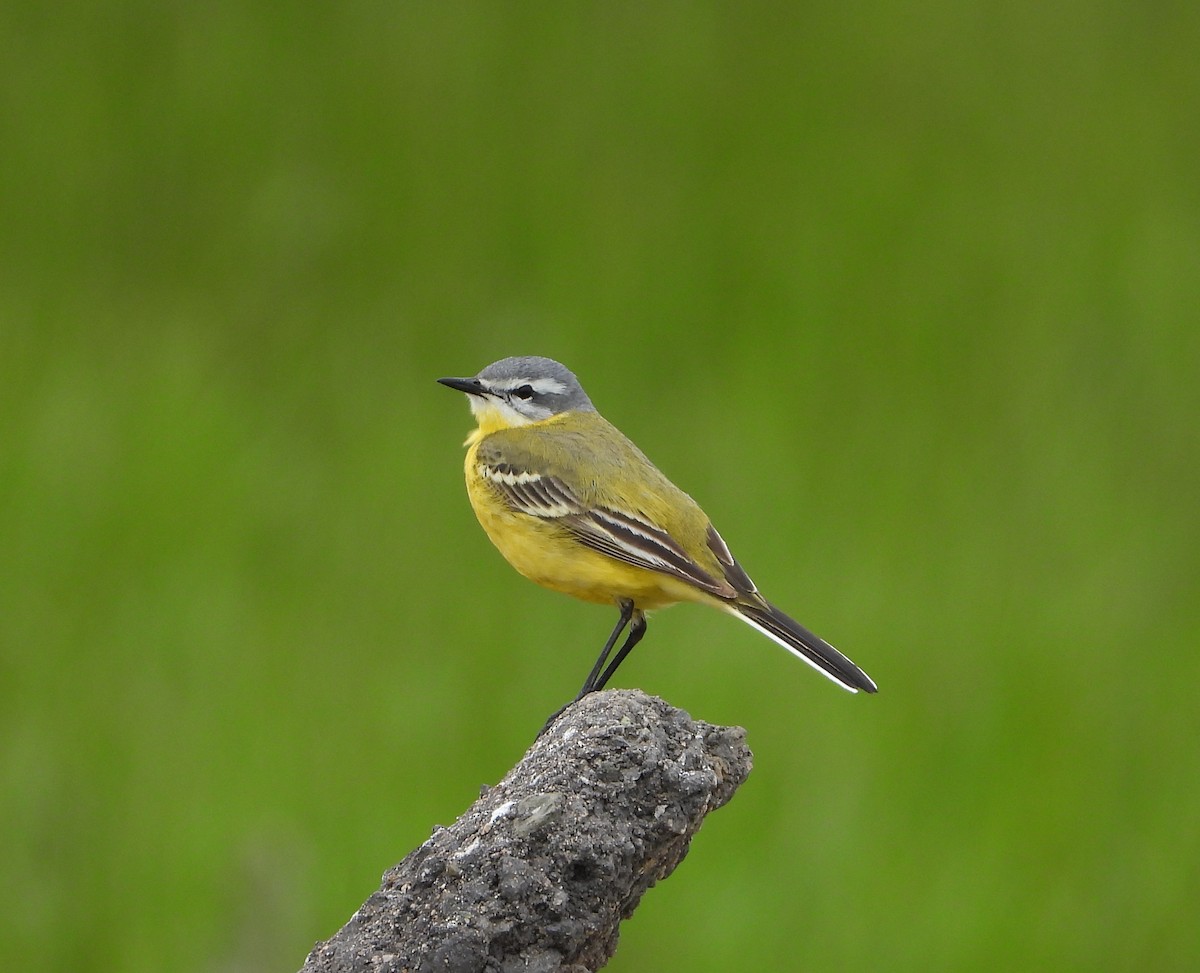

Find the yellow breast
[[463, 436, 703, 610]]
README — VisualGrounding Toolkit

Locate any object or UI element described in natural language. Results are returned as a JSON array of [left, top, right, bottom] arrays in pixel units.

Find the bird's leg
[[593, 610, 646, 691], [538, 599, 634, 737], [576, 598, 635, 699]]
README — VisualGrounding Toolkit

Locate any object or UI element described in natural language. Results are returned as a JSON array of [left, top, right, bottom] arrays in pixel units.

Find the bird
[[438, 356, 877, 712]]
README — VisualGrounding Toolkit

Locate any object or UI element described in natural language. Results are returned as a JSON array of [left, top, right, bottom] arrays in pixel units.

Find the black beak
[[437, 376, 487, 396]]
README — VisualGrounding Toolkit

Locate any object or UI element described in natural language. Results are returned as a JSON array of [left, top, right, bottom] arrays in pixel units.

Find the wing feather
[[476, 459, 735, 598], [705, 523, 758, 596]]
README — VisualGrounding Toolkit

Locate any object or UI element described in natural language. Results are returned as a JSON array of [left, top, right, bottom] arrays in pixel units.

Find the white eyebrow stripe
[[484, 376, 568, 395]]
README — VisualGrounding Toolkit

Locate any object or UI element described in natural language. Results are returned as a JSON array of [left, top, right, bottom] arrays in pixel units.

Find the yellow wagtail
[[439, 356, 877, 705]]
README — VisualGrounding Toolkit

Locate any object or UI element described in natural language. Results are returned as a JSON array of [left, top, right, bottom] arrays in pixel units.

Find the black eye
[[513, 384, 534, 400]]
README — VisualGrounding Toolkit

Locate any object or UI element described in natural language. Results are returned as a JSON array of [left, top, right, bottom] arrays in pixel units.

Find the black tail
[[731, 600, 878, 693]]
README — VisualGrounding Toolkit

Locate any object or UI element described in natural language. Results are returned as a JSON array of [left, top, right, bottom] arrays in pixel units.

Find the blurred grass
[[2, 2, 1198, 970]]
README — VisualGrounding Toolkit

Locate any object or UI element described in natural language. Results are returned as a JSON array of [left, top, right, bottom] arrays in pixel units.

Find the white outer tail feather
[[723, 605, 862, 693]]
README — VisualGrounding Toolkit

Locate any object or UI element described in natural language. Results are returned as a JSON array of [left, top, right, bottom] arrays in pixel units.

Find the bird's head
[[438, 356, 595, 430]]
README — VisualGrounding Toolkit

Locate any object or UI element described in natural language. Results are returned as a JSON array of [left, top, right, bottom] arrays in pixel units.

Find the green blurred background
[[3, 3, 1198, 970]]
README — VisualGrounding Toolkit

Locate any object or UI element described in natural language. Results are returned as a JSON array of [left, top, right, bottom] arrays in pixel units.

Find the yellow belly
[[464, 452, 702, 611]]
